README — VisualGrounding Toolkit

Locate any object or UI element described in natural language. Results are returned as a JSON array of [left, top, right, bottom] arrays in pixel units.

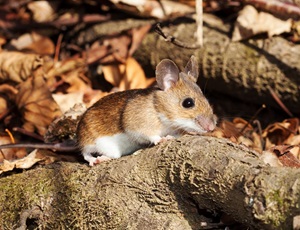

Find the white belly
[[83, 133, 141, 159]]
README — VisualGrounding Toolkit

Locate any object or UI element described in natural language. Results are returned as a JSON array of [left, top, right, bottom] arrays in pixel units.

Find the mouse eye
[[182, 97, 195, 108]]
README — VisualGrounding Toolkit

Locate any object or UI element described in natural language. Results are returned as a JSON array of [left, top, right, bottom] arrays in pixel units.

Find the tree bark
[[1, 136, 300, 229], [132, 14, 300, 114]]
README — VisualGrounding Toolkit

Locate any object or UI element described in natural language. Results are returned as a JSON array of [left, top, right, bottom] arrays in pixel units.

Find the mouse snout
[[196, 114, 217, 132]]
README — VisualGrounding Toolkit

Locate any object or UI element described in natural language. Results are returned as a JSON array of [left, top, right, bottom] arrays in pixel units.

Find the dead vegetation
[[0, 0, 300, 229]]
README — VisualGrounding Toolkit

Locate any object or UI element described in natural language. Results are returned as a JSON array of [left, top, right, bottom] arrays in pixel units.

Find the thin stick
[[196, 0, 203, 46], [54, 33, 63, 62], [5, 129, 15, 144], [253, 119, 265, 150], [268, 86, 293, 117], [155, 24, 201, 49], [12, 127, 44, 141], [240, 104, 266, 134]]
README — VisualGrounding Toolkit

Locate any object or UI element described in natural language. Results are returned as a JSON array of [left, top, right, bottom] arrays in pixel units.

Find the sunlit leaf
[[0, 51, 44, 84], [15, 76, 62, 136], [232, 5, 292, 41], [102, 57, 155, 91]]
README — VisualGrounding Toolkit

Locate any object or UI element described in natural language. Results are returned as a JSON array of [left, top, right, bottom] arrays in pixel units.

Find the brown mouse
[[76, 55, 217, 166]]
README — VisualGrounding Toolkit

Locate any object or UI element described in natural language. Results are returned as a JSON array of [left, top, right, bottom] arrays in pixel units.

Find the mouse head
[[155, 56, 217, 134]]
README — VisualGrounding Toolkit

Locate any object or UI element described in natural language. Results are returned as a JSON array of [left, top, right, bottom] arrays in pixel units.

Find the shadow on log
[[0, 135, 300, 229]]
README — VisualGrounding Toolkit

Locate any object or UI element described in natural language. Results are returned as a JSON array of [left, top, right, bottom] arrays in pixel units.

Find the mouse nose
[[196, 114, 217, 132], [205, 122, 215, 132], [204, 120, 215, 132]]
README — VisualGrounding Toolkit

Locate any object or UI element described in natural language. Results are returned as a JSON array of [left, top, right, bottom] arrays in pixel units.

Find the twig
[[267, 86, 293, 117], [155, 24, 201, 49], [157, 0, 167, 17], [54, 34, 63, 62], [5, 129, 15, 144], [240, 104, 266, 134], [195, 0, 203, 46], [12, 127, 44, 141], [253, 119, 265, 150]]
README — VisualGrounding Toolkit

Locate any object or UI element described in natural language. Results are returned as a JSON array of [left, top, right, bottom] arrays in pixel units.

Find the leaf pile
[[0, 0, 299, 174], [212, 118, 300, 167]]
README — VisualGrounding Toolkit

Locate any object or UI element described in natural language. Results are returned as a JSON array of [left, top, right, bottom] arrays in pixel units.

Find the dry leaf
[[87, 24, 151, 64], [232, 5, 292, 42], [219, 119, 242, 138], [62, 70, 90, 93], [10, 32, 55, 55], [287, 135, 300, 146], [232, 117, 253, 132], [85, 45, 111, 65], [0, 35, 6, 50], [269, 145, 294, 156], [237, 135, 254, 148], [0, 83, 18, 95], [102, 57, 155, 91], [260, 150, 283, 167], [0, 149, 77, 174], [251, 131, 263, 152], [263, 118, 299, 148], [0, 159, 16, 174], [52, 92, 84, 113], [45, 58, 86, 90], [15, 76, 62, 136], [44, 57, 89, 95], [268, 145, 300, 168], [0, 96, 7, 115], [128, 24, 152, 56], [0, 51, 44, 83], [46, 58, 85, 78], [290, 146, 300, 159], [0, 136, 27, 163], [27, 1, 58, 22], [278, 150, 300, 168], [212, 117, 300, 168], [108, 0, 194, 19], [0, 84, 18, 116], [82, 89, 108, 107]]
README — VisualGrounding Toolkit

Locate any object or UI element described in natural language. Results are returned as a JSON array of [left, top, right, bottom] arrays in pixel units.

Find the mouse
[[0, 56, 217, 166], [76, 55, 217, 166]]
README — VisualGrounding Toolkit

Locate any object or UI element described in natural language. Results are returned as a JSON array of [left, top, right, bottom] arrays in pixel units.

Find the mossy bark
[[1, 136, 300, 229]]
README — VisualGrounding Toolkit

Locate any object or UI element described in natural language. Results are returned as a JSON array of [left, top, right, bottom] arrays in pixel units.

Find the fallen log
[[0, 135, 299, 229], [133, 14, 300, 114]]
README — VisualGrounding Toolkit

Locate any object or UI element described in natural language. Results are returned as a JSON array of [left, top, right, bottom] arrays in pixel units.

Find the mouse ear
[[184, 55, 199, 82], [156, 59, 179, 91]]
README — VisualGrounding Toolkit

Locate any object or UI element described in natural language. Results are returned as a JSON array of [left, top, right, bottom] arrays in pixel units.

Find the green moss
[[0, 168, 57, 228], [264, 189, 288, 228]]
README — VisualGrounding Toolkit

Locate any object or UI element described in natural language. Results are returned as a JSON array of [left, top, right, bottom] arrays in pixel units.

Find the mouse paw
[[160, 135, 175, 143], [151, 135, 175, 145], [89, 155, 112, 166]]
